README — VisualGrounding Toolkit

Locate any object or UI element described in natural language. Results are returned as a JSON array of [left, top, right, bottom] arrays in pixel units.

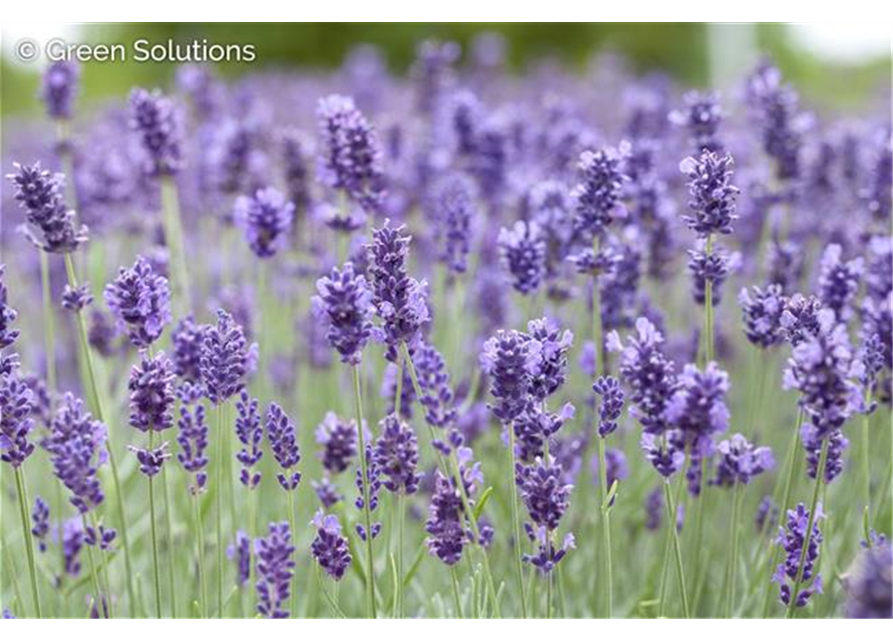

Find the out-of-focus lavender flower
[[756, 495, 780, 533], [746, 63, 807, 182], [818, 244, 863, 322], [641, 430, 686, 478], [739, 284, 785, 348], [229, 530, 252, 588], [129, 88, 183, 176], [481, 329, 541, 424], [679, 150, 738, 238], [773, 502, 824, 608], [315, 412, 358, 474], [176, 391, 208, 494], [312, 262, 374, 366], [88, 310, 119, 358], [316, 94, 385, 213], [128, 351, 175, 434], [266, 402, 301, 491], [498, 220, 546, 295], [412, 341, 456, 429], [171, 315, 205, 383], [176, 63, 222, 118], [866, 136, 892, 223], [235, 391, 263, 489], [312, 477, 343, 509], [367, 222, 429, 358], [62, 518, 84, 576], [41, 60, 79, 120], [669, 90, 723, 153], [311, 510, 352, 580], [1, 372, 35, 468], [865, 236, 892, 303], [856, 333, 886, 406], [411, 40, 460, 115], [381, 360, 415, 420], [61, 284, 93, 313], [84, 524, 116, 551], [255, 521, 295, 619], [0, 265, 19, 351], [374, 414, 420, 495], [571, 146, 629, 239], [712, 433, 774, 486], [200, 309, 249, 405], [280, 128, 313, 215], [425, 471, 467, 566], [443, 90, 481, 158], [513, 403, 574, 463], [846, 538, 892, 618], [234, 187, 294, 259], [430, 174, 475, 274], [527, 317, 573, 401], [644, 486, 664, 530], [766, 239, 804, 294], [7, 162, 88, 254], [687, 243, 733, 307], [45, 393, 106, 513], [523, 524, 575, 574], [593, 376, 625, 438], [31, 496, 50, 552], [104, 255, 172, 348], [780, 294, 823, 346], [607, 317, 678, 436]]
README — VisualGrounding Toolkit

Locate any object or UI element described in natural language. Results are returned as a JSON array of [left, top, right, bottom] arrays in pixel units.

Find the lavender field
[[0, 32, 891, 619]]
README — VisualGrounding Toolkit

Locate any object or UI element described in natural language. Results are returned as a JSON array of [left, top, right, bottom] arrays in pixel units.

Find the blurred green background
[[2, 23, 890, 117]]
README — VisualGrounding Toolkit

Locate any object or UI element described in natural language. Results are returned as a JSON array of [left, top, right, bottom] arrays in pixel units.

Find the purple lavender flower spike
[[779, 294, 823, 346], [235, 391, 263, 489], [746, 62, 807, 182], [766, 239, 804, 294], [234, 187, 295, 259], [311, 510, 352, 580], [7, 162, 88, 254], [62, 518, 84, 576], [516, 457, 573, 531], [645, 487, 663, 530], [739, 284, 785, 348], [45, 393, 107, 513], [571, 146, 629, 239], [0, 265, 19, 351], [41, 60, 79, 120], [104, 255, 172, 348], [411, 39, 460, 114], [523, 525, 576, 574], [712, 433, 774, 486], [866, 136, 892, 223], [31, 496, 50, 552], [266, 402, 301, 491], [593, 376, 625, 438], [0, 372, 35, 468], [641, 430, 685, 478], [687, 243, 734, 307], [856, 333, 886, 406], [367, 221, 429, 359], [312, 477, 343, 509], [61, 284, 93, 313], [513, 403, 574, 463], [315, 412, 359, 474], [846, 539, 892, 618], [316, 94, 385, 213], [280, 127, 313, 215], [430, 173, 475, 274], [669, 90, 724, 154], [199, 309, 249, 405], [425, 472, 467, 566], [128, 350, 176, 434], [679, 149, 738, 238], [312, 262, 374, 365], [756, 495, 780, 533], [481, 329, 541, 424], [373, 414, 420, 495], [527, 317, 573, 401], [498, 220, 546, 295], [129, 87, 183, 176], [176, 399, 208, 494], [381, 361, 415, 420], [818, 244, 864, 322], [412, 341, 457, 429], [773, 503, 824, 608], [84, 523, 116, 551], [129, 442, 171, 477], [171, 315, 205, 383], [229, 530, 252, 587], [255, 521, 296, 618]]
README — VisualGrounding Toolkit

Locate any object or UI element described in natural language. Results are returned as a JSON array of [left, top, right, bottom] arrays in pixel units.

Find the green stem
[[39, 252, 57, 393], [14, 467, 42, 618], [63, 253, 137, 615], [352, 364, 377, 619], [80, 513, 104, 618], [90, 510, 114, 619], [704, 234, 715, 365], [287, 490, 297, 618], [592, 236, 604, 377], [215, 403, 225, 617], [192, 493, 208, 619], [148, 430, 163, 618], [160, 175, 191, 317], [161, 465, 177, 618], [595, 435, 613, 617], [862, 388, 873, 515], [724, 483, 743, 617], [397, 492, 406, 618], [664, 479, 690, 618], [507, 421, 529, 618], [786, 439, 829, 619], [449, 566, 463, 618]]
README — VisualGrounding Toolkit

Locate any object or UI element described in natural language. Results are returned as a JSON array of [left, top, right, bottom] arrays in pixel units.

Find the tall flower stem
[[14, 467, 41, 618], [214, 403, 225, 618], [449, 565, 463, 617], [595, 434, 613, 617], [786, 439, 829, 618], [401, 341, 501, 617], [161, 465, 177, 618], [62, 252, 137, 616], [89, 510, 114, 618], [704, 234, 715, 365], [192, 493, 208, 619], [148, 430, 163, 618], [592, 236, 605, 374], [352, 364, 377, 619], [287, 489, 297, 618], [664, 478, 690, 618], [397, 491, 406, 618], [861, 388, 873, 518], [39, 253, 57, 392], [160, 175, 191, 318], [723, 483, 743, 617], [80, 513, 104, 618], [507, 421, 529, 618]]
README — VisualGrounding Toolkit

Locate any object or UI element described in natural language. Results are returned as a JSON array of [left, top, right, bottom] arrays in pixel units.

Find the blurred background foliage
[[1, 23, 890, 117]]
